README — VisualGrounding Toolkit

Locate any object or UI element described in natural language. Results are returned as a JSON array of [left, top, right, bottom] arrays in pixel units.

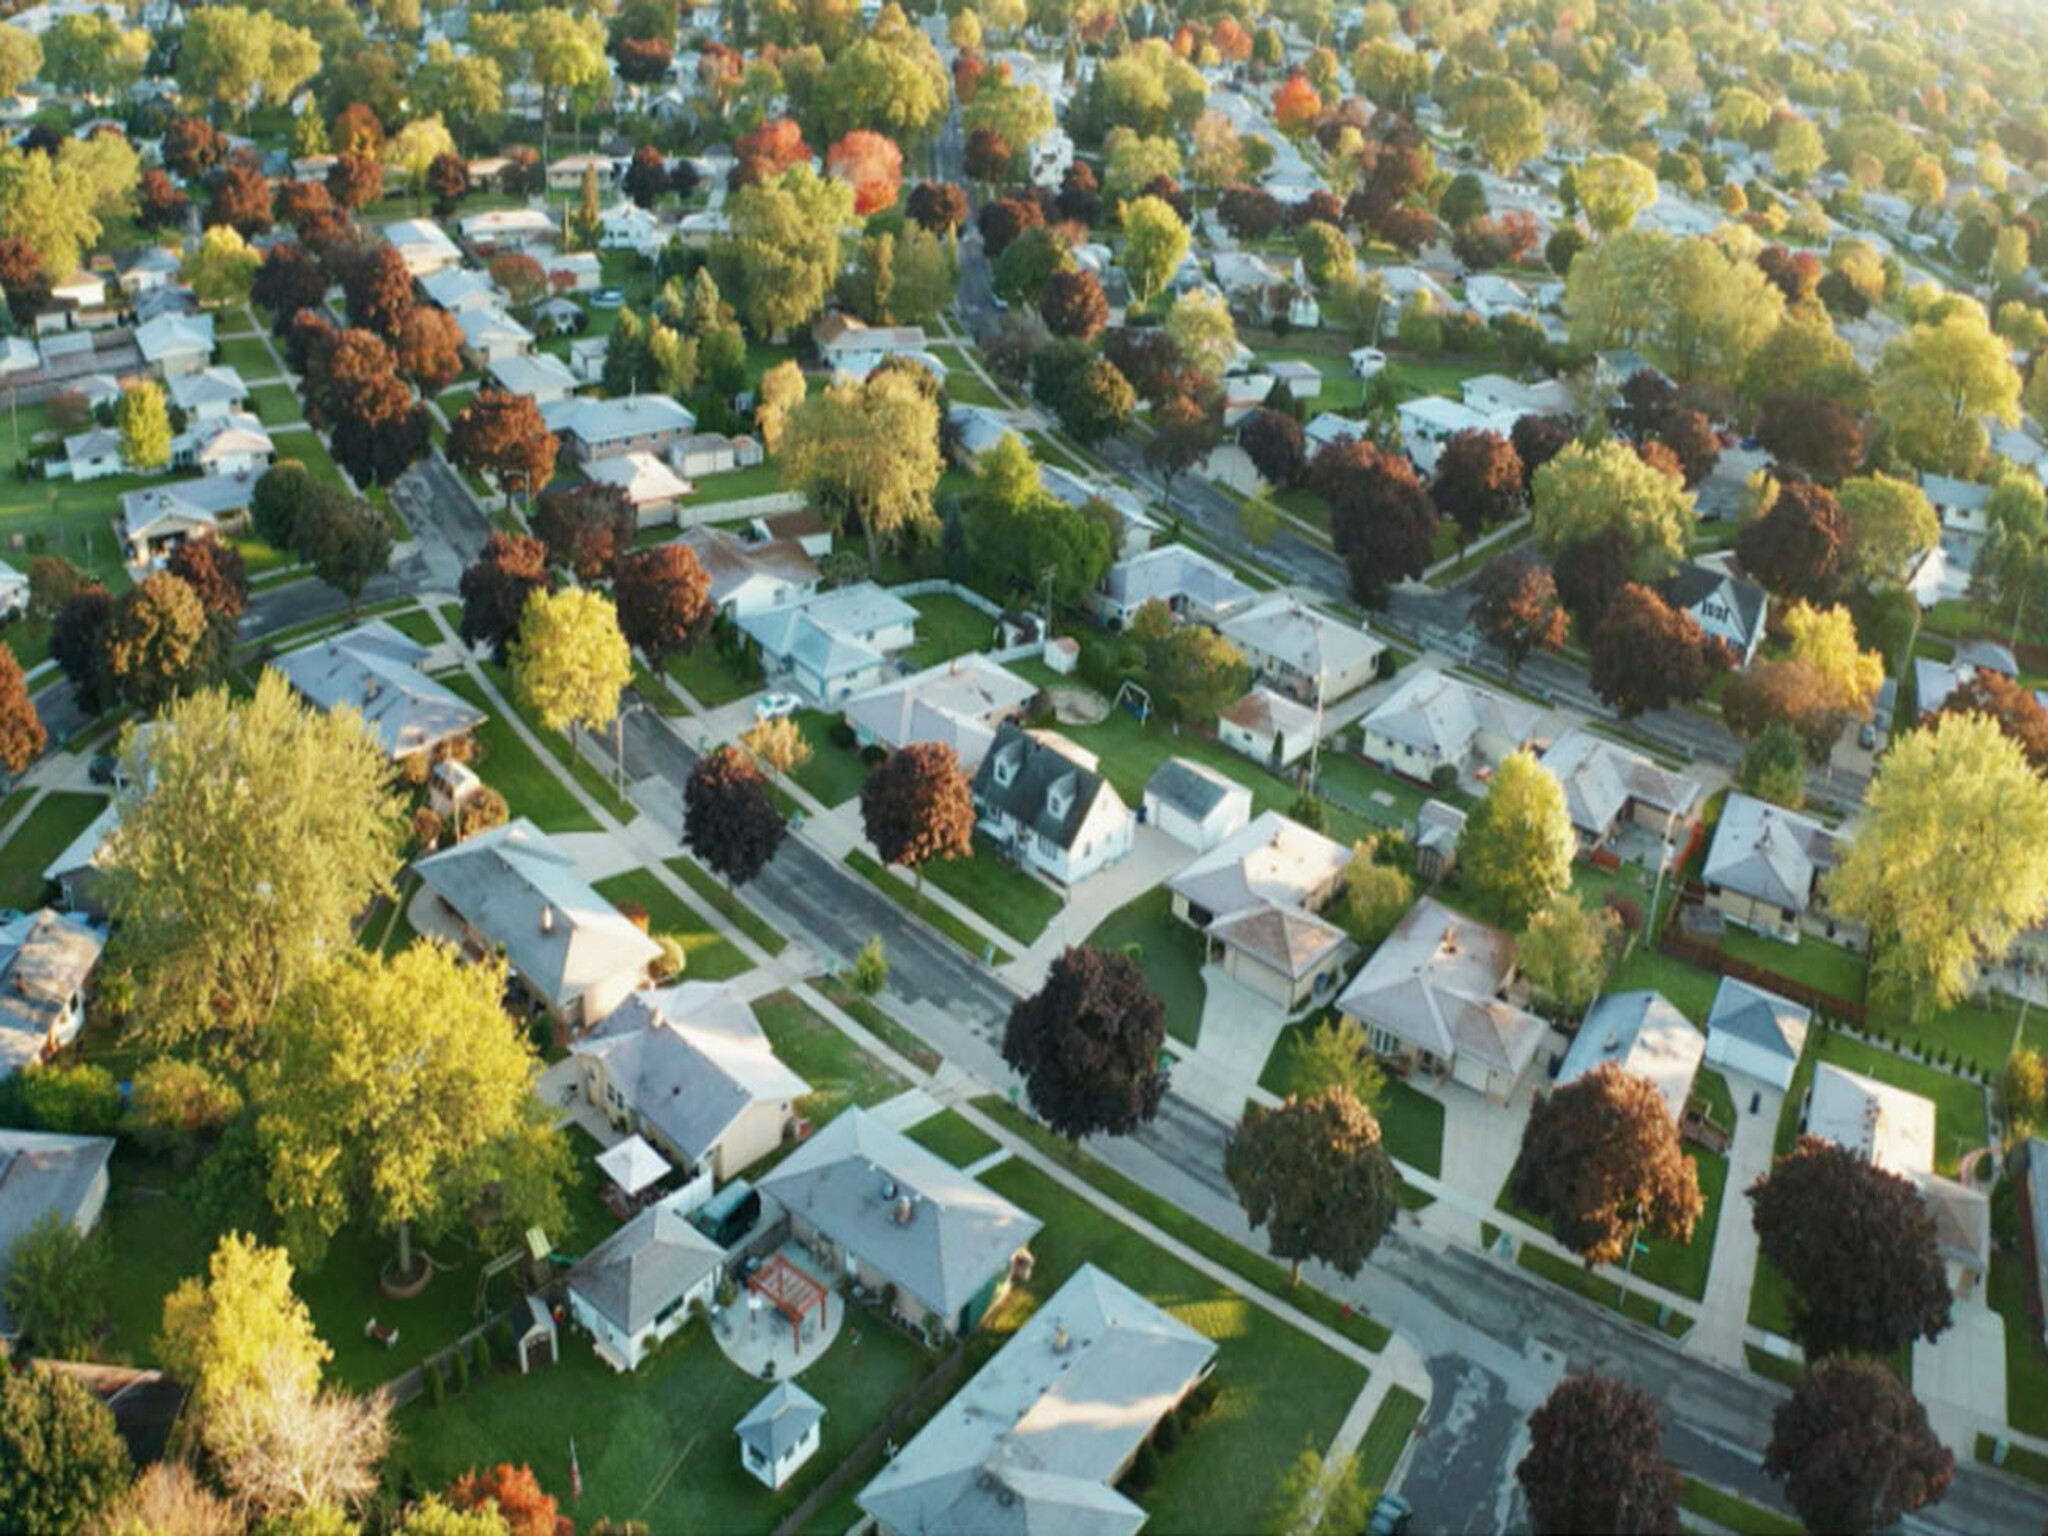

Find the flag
[[570, 1437, 582, 1502]]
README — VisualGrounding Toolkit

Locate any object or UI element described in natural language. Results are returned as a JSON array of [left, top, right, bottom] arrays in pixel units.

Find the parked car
[[1367, 1492, 1412, 1535], [754, 692, 800, 721], [591, 287, 626, 309], [87, 753, 120, 786], [1859, 720, 1878, 750]]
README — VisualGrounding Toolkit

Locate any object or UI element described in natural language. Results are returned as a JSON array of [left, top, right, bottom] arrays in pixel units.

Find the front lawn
[[383, 607, 443, 646], [788, 708, 871, 807], [666, 639, 763, 708], [752, 989, 908, 1132], [904, 1108, 1001, 1167], [0, 790, 107, 910], [1083, 886, 1208, 1046], [1356, 1385, 1426, 1489], [592, 867, 750, 982], [844, 849, 1015, 965], [1989, 1253, 2048, 1436], [918, 834, 1064, 946], [270, 428, 344, 488], [666, 854, 789, 956], [1259, 1029, 1447, 1178], [933, 348, 1007, 407], [438, 672, 598, 833], [1628, 1147, 1728, 1302], [247, 383, 303, 427], [478, 661, 639, 824], [903, 592, 997, 669], [215, 335, 281, 379]]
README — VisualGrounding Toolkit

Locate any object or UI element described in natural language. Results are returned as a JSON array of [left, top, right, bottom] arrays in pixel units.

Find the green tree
[[713, 165, 856, 339], [160, 1232, 330, 1418], [0, 1365, 129, 1535], [1516, 894, 1618, 1012], [779, 368, 941, 574], [1577, 153, 1658, 237], [1334, 843, 1413, 950], [0, 25, 41, 100], [1289, 1013, 1386, 1109], [1774, 117, 1826, 183], [1873, 303, 2023, 475], [183, 223, 261, 308], [1838, 473, 1940, 586], [41, 13, 148, 99], [116, 381, 171, 473], [1226, 1089, 1401, 1285], [509, 586, 632, 749], [1269, 1442, 1376, 1536], [1738, 722, 1808, 809], [2, 1209, 111, 1358], [291, 493, 393, 615], [1121, 194, 1189, 305], [1531, 439, 1695, 581], [176, 7, 322, 124], [1455, 749, 1575, 926], [1127, 598, 1250, 722], [1456, 76, 1545, 173], [0, 142, 101, 276]]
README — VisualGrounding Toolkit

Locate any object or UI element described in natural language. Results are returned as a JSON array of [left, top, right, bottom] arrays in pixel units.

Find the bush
[[852, 935, 889, 997], [828, 720, 857, 750], [1182, 1374, 1221, 1424], [125, 1058, 243, 1164], [1127, 1440, 1162, 1491], [860, 743, 887, 766], [474, 1331, 493, 1375], [425, 1360, 445, 1407], [1153, 1408, 1182, 1453], [451, 1347, 470, 1394], [22, 1063, 122, 1135]]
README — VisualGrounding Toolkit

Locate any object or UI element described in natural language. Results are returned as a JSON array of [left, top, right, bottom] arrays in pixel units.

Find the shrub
[[1127, 1440, 1162, 1491], [474, 1331, 493, 1375], [495, 1319, 517, 1359], [860, 743, 887, 766], [1182, 1375, 1221, 1423], [451, 1347, 470, 1394], [828, 720, 857, 750], [23, 1063, 122, 1135], [425, 1360, 445, 1407], [1154, 1409, 1182, 1453], [851, 935, 889, 997], [1430, 764, 1460, 789]]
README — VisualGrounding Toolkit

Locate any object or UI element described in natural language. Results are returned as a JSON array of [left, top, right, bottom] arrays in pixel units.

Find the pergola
[[748, 1253, 829, 1354]]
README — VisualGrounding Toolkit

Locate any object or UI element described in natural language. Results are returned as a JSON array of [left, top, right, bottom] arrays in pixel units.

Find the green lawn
[[1516, 1243, 1691, 1336], [1814, 1031, 1988, 1176], [1606, 942, 1725, 1025], [817, 977, 943, 1074], [270, 428, 344, 488], [1084, 886, 1208, 1045], [904, 1108, 1001, 1167], [845, 848, 1015, 965], [919, 834, 1064, 947], [383, 607, 444, 647], [592, 868, 751, 982], [977, 1157, 1372, 1533], [665, 855, 788, 956], [478, 661, 639, 824], [0, 407, 147, 587], [1989, 1253, 2048, 1436], [1355, 1385, 1426, 1489], [933, 347, 1007, 407], [215, 336, 282, 379], [1679, 1476, 1802, 1535], [0, 790, 107, 910], [438, 672, 598, 833], [1628, 1147, 1728, 1302], [246, 383, 303, 428], [687, 461, 786, 507], [666, 640, 763, 707], [752, 989, 908, 1132], [1718, 926, 1868, 1004], [1, 615, 48, 669], [788, 708, 871, 807], [903, 592, 997, 669], [1880, 989, 2043, 1070], [1259, 1031, 1447, 1178]]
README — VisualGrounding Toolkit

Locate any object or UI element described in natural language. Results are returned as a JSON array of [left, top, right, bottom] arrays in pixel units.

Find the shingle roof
[[1336, 897, 1546, 1077], [1218, 596, 1384, 694], [1362, 666, 1543, 762], [0, 1130, 114, 1333], [1702, 793, 1839, 912], [272, 620, 484, 759], [1167, 809, 1349, 918], [1661, 563, 1767, 645], [1539, 729, 1702, 839], [0, 910, 103, 1074], [735, 1381, 826, 1463], [1143, 757, 1243, 823], [972, 723, 1123, 857], [1704, 976, 1810, 1064], [1100, 545, 1255, 616], [1558, 990, 1704, 1122], [566, 1200, 724, 1335]]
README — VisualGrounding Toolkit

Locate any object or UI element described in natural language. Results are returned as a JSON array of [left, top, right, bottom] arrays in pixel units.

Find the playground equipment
[[1112, 679, 1152, 723], [474, 1226, 553, 1319]]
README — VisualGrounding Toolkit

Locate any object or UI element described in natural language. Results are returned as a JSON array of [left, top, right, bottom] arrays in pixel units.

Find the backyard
[[902, 591, 997, 670], [666, 638, 763, 708], [0, 790, 108, 910], [1812, 1031, 1990, 1176], [1084, 886, 1208, 1046]]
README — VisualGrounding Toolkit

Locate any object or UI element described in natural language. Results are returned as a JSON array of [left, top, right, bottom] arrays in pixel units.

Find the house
[[487, 351, 579, 405], [1703, 976, 1809, 1092], [0, 910, 105, 1077], [737, 584, 919, 705], [117, 472, 259, 564], [1557, 991, 1704, 1122], [1921, 472, 1995, 535], [569, 335, 609, 384], [1806, 1063, 1990, 1291], [813, 314, 929, 376], [420, 266, 504, 315], [598, 201, 662, 253], [1461, 275, 1538, 322], [970, 723, 1135, 887], [384, 217, 464, 277], [458, 307, 536, 367], [1219, 596, 1385, 705], [1143, 758, 1254, 852], [1358, 666, 1545, 784], [1913, 637, 2019, 720], [1701, 793, 1853, 947], [673, 432, 762, 479], [1413, 799, 1467, 884], [1661, 562, 1769, 665], [116, 245, 182, 297], [1538, 729, 1703, 858], [271, 620, 485, 761], [1211, 250, 1320, 328], [680, 527, 820, 617], [736, 1381, 826, 1491], [566, 1195, 727, 1371], [133, 312, 214, 378], [1094, 544, 1256, 627], [168, 365, 248, 422], [1026, 124, 1074, 188], [855, 1264, 1214, 1536], [544, 393, 697, 465], [944, 404, 1010, 466], [61, 427, 125, 482], [43, 801, 121, 915], [1337, 896, 1549, 1100], [173, 412, 273, 476], [1168, 810, 1355, 1008], [1217, 685, 1319, 769], [582, 451, 692, 529], [1459, 372, 1574, 419], [1396, 395, 1502, 476], [749, 508, 828, 556], [543, 251, 604, 294], [843, 654, 1038, 773], [0, 1130, 116, 1336], [533, 296, 586, 336], [548, 152, 616, 191], [411, 818, 663, 1028], [573, 981, 810, 1187], [758, 1108, 1042, 1339], [0, 559, 25, 621]]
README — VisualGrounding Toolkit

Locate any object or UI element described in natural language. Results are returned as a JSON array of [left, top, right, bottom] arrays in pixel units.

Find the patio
[[715, 1244, 844, 1378]]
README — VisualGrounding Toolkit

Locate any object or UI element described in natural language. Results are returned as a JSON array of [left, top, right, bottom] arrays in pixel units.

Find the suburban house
[[566, 1196, 727, 1371], [458, 306, 537, 367], [172, 413, 273, 476], [167, 365, 248, 422], [1703, 976, 1810, 1092], [0, 909, 105, 1077], [1459, 371, 1574, 419], [855, 1264, 1215, 1536], [271, 620, 485, 761], [673, 432, 765, 480], [582, 451, 692, 529], [759, 1108, 1042, 1339], [487, 351, 579, 405], [548, 152, 616, 190], [545, 393, 698, 465], [1210, 249, 1320, 328], [1094, 544, 1256, 628], [420, 267, 504, 314], [1358, 666, 1545, 784], [1167, 810, 1354, 1009], [970, 723, 1135, 887], [1913, 638, 2021, 719], [737, 584, 920, 706], [572, 981, 811, 1187], [1396, 395, 1509, 476], [599, 200, 663, 253], [459, 207, 558, 249], [736, 1381, 826, 1492], [133, 311, 214, 377], [843, 654, 1038, 773], [116, 245, 182, 297], [1806, 1063, 1990, 1293], [384, 217, 464, 277], [1337, 896, 1549, 1101], [1218, 596, 1385, 705], [411, 818, 663, 1028], [1701, 793, 1855, 948], [1142, 758, 1254, 852], [1661, 562, 1769, 664], [117, 472, 259, 565], [1557, 991, 1704, 1122], [812, 314, 928, 376], [61, 426, 124, 482], [680, 527, 820, 617], [1538, 729, 1703, 860], [43, 801, 122, 916], [750, 509, 831, 557], [0, 559, 24, 621], [0, 1130, 116, 1336], [1921, 471, 1995, 535], [1218, 685, 1319, 769]]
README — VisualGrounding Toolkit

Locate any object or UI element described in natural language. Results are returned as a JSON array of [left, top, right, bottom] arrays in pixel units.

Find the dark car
[[88, 753, 120, 786]]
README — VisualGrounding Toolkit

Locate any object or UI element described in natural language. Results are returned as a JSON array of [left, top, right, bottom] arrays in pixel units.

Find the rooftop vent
[[540, 904, 554, 935], [894, 1194, 915, 1226], [1052, 1324, 1071, 1354]]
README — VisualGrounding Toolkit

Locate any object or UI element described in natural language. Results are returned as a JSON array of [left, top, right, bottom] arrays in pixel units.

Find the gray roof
[[1336, 897, 1547, 1078], [566, 1200, 725, 1335], [1166, 809, 1349, 919], [543, 392, 695, 446], [0, 910, 105, 1074], [1558, 991, 1703, 1122], [411, 819, 661, 1012], [1143, 757, 1244, 823], [739, 583, 920, 681], [1702, 793, 1840, 912], [0, 1130, 114, 1335], [272, 620, 484, 759], [972, 724, 1123, 857], [857, 1264, 1214, 1536], [2026, 1139, 2048, 1312], [572, 983, 810, 1167], [735, 1380, 826, 1463], [1539, 729, 1702, 839], [1100, 544, 1254, 615], [760, 1108, 1041, 1322], [1661, 563, 1768, 646], [1704, 975, 1810, 1064], [1362, 666, 1543, 762]]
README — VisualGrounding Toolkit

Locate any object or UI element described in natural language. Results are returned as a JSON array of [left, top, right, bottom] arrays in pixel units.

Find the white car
[[754, 692, 801, 721], [1349, 346, 1389, 379]]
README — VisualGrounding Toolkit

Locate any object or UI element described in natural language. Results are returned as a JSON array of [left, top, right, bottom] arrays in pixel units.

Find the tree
[[426, 153, 469, 216], [96, 1462, 238, 1536], [622, 150, 670, 214], [26, 555, 87, 625], [825, 129, 903, 216], [105, 572, 215, 713], [291, 494, 392, 615], [0, 143, 102, 277], [1162, 288, 1238, 383], [1039, 268, 1108, 339], [1743, 316, 1869, 409], [344, 243, 415, 341], [1838, 473, 1940, 587], [1432, 430, 1523, 551], [1737, 479, 1848, 603], [1121, 194, 1190, 305], [102, 672, 405, 1056], [50, 586, 115, 715], [1766, 1358, 1952, 1535], [1143, 394, 1222, 507], [1738, 723, 1808, 809], [1127, 599, 1250, 722], [1310, 438, 1439, 608], [0, 1365, 129, 1535], [1758, 395, 1864, 484], [177, 6, 321, 123], [1240, 407, 1306, 489], [394, 305, 464, 394], [0, 23, 40, 101], [139, 163, 191, 229], [1517, 1374, 1679, 1536], [905, 180, 968, 233], [448, 1465, 566, 1536], [860, 741, 974, 899], [0, 237, 48, 328], [1456, 76, 1545, 173], [1455, 749, 1575, 926], [1578, 154, 1659, 237], [459, 533, 552, 665], [166, 537, 249, 621], [1748, 1135, 1953, 1359], [1268, 1441, 1375, 1536], [780, 369, 942, 575], [1517, 894, 1618, 1012], [1589, 583, 1713, 719], [253, 244, 329, 335], [1939, 672, 2048, 772], [1468, 553, 1567, 677], [991, 225, 1075, 312], [1225, 1089, 1399, 1286], [1510, 413, 1575, 493], [741, 715, 811, 786], [612, 528, 710, 669], [160, 1233, 330, 1422], [1513, 1063, 1704, 1265], [1873, 304, 2022, 475], [116, 381, 171, 472], [1003, 944, 1168, 1139], [184, 223, 261, 309], [510, 587, 630, 751], [125, 1056, 244, 1164], [713, 165, 855, 339], [684, 746, 785, 888], [257, 942, 564, 1279], [448, 391, 558, 505], [251, 461, 323, 555], [1531, 438, 1695, 580], [3, 1208, 110, 1357], [0, 643, 45, 774], [531, 482, 635, 582], [1272, 73, 1320, 135], [205, 1368, 392, 1524], [1781, 600, 1882, 722]]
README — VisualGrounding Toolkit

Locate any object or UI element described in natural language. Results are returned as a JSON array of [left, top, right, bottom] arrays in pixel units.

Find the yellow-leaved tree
[[510, 585, 632, 757]]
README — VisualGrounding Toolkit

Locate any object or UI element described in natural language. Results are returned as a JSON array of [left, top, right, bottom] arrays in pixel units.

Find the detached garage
[[1143, 758, 1254, 852], [1703, 976, 1810, 1092]]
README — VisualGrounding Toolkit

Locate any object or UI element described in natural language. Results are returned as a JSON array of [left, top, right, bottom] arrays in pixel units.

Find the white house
[[738, 584, 919, 705], [813, 313, 928, 376], [174, 412, 273, 476], [0, 909, 106, 1077], [736, 1382, 826, 1491], [383, 217, 464, 277], [488, 351, 579, 405], [1094, 544, 1255, 628], [1218, 685, 1319, 769], [168, 365, 248, 422], [970, 723, 1135, 887], [545, 393, 697, 465], [1358, 666, 1544, 783], [1662, 562, 1769, 664], [680, 527, 820, 617], [1702, 975, 1809, 1092], [599, 201, 663, 253], [61, 427, 125, 482], [1700, 793, 1853, 947], [583, 451, 692, 528], [458, 306, 536, 367], [566, 1195, 726, 1371], [1166, 809, 1354, 1008], [1397, 395, 1506, 477], [843, 654, 1038, 774], [0, 1130, 116, 1336], [1557, 990, 1704, 1122], [1142, 758, 1254, 852], [134, 312, 215, 378], [420, 267, 505, 315], [1219, 596, 1385, 705], [271, 619, 485, 761]]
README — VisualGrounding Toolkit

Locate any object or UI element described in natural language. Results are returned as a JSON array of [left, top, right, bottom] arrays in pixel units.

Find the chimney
[[1052, 1324, 1071, 1354], [894, 1194, 914, 1225], [540, 904, 555, 935]]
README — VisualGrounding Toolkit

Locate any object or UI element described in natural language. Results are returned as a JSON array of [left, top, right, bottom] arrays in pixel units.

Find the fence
[[888, 577, 1006, 618], [1657, 906, 1868, 1026], [379, 1295, 543, 1411]]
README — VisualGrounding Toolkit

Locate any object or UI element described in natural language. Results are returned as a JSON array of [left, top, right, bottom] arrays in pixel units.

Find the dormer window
[[993, 751, 1018, 788]]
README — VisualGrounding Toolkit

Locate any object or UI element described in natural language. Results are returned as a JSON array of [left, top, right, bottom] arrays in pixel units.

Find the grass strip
[[666, 854, 789, 957], [844, 849, 1015, 966]]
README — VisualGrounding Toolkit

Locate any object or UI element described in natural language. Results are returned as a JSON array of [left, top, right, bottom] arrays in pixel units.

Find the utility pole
[[1041, 562, 1057, 640]]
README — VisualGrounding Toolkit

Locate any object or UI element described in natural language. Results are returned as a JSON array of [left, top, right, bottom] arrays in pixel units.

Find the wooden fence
[[771, 1343, 970, 1536], [1658, 907, 1867, 1026]]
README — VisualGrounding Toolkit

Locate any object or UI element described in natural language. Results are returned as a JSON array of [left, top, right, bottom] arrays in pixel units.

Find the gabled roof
[[1168, 809, 1348, 918], [843, 655, 1037, 771], [167, 365, 246, 413], [1143, 757, 1248, 823], [971, 723, 1125, 856], [679, 527, 819, 605], [543, 392, 696, 445], [1218, 596, 1384, 692], [458, 306, 536, 351], [118, 471, 261, 540], [583, 450, 691, 506], [1100, 544, 1255, 616], [759, 1108, 1041, 1321], [738, 583, 919, 679], [487, 351, 578, 398], [1337, 897, 1546, 1077], [134, 311, 213, 361], [736, 1381, 826, 1463], [1661, 562, 1767, 643], [420, 267, 502, 311], [1218, 685, 1317, 741], [272, 619, 484, 759], [0, 909, 104, 1074], [0, 1129, 115, 1333], [1362, 666, 1543, 762], [1702, 793, 1840, 911], [1704, 975, 1810, 1064], [566, 1198, 724, 1335], [1538, 728, 1702, 838], [1207, 903, 1350, 981]]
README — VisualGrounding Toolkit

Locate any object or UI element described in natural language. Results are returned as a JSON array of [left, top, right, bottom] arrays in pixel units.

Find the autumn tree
[[1127, 598, 1250, 722], [1431, 429, 1524, 551], [105, 571, 216, 713], [1758, 394, 1865, 484], [1225, 1089, 1400, 1286], [1939, 671, 2048, 772], [448, 390, 558, 505], [825, 129, 903, 216], [1122, 194, 1190, 304], [614, 543, 711, 667], [860, 741, 974, 900], [1311, 437, 1439, 608], [166, 535, 249, 621], [780, 368, 941, 575], [344, 243, 415, 340], [206, 162, 273, 237], [50, 585, 116, 714], [1143, 392, 1223, 509], [530, 482, 635, 582], [426, 152, 469, 216], [1039, 268, 1109, 340], [458, 532, 552, 665], [1589, 583, 1713, 718], [117, 380, 172, 472], [253, 243, 329, 335], [1736, 479, 1848, 603], [1003, 945, 1169, 1140], [1456, 749, 1575, 925], [1513, 1063, 1704, 1264], [684, 745, 785, 888], [1031, 343, 1136, 448], [1239, 407, 1306, 489], [1517, 1374, 1679, 1536], [448, 1464, 567, 1536], [0, 1364, 129, 1535], [0, 642, 45, 773], [510, 586, 631, 759], [1468, 552, 1568, 678], [1765, 1358, 1953, 1534], [905, 180, 968, 232], [394, 305, 464, 393]]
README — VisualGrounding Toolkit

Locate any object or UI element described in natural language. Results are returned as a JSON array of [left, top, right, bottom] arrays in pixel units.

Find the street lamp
[[613, 698, 649, 794]]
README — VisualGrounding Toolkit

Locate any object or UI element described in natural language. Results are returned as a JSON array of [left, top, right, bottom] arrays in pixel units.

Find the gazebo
[[748, 1253, 829, 1355], [596, 1134, 671, 1214]]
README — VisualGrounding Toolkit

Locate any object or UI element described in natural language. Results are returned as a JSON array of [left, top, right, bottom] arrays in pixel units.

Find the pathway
[[1687, 1072, 1782, 1369]]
